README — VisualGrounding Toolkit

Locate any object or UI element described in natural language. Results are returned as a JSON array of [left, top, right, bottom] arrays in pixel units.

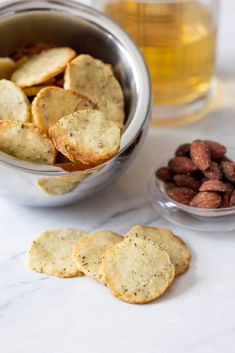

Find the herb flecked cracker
[[49, 109, 121, 165], [64, 54, 125, 128], [28, 228, 88, 278], [32, 86, 96, 131], [0, 120, 56, 164], [100, 237, 175, 304], [11, 47, 76, 87], [73, 230, 122, 280], [125, 225, 191, 276], [0, 57, 16, 79], [0, 79, 30, 122], [23, 84, 54, 97]]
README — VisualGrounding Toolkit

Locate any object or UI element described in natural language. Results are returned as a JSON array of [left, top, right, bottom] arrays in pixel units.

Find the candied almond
[[190, 192, 221, 209], [167, 187, 196, 205], [164, 182, 176, 190], [223, 183, 234, 194], [199, 180, 228, 192], [205, 140, 226, 160], [221, 192, 231, 208], [221, 161, 235, 183], [160, 139, 235, 210], [155, 167, 173, 182], [173, 174, 200, 191], [169, 156, 196, 174], [230, 191, 235, 207], [203, 162, 222, 180], [175, 143, 191, 157], [221, 156, 232, 162], [190, 140, 210, 171]]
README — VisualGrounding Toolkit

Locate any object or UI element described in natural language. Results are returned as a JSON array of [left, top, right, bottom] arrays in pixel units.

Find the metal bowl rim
[[0, 0, 152, 175]]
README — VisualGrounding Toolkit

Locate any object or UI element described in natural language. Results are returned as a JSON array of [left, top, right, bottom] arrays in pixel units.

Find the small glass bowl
[[148, 149, 235, 232]]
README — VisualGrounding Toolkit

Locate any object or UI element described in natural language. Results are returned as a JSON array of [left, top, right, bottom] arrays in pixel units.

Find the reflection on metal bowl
[[0, 0, 151, 207]]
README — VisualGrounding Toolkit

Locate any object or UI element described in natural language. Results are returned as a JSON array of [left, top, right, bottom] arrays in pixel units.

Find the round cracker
[[0, 57, 16, 79], [32, 86, 96, 131], [15, 56, 29, 68], [101, 237, 175, 304], [48, 109, 121, 165], [28, 228, 88, 278], [0, 79, 30, 122], [73, 230, 122, 280], [64, 54, 125, 128], [11, 47, 76, 87], [23, 84, 54, 97], [125, 225, 190, 276], [0, 120, 56, 164]]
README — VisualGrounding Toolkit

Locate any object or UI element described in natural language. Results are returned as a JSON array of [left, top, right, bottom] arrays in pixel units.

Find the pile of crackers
[[28, 225, 190, 304], [0, 43, 125, 167]]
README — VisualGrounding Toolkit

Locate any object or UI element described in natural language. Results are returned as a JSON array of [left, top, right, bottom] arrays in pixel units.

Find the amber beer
[[105, 0, 217, 123]]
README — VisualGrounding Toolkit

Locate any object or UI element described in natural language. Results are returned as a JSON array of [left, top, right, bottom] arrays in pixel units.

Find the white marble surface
[[1, 1, 235, 353]]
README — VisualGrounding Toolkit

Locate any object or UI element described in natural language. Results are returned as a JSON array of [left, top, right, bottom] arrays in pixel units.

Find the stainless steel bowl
[[0, 0, 151, 207]]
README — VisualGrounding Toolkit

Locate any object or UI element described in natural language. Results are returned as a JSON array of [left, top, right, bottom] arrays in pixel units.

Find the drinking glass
[[93, 0, 220, 126]]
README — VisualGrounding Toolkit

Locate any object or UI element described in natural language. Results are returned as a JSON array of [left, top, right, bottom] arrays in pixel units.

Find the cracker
[[0, 57, 16, 79], [48, 109, 121, 165], [0, 79, 30, 122], [101, 237, 175, 304], [64, 54, 125, 128], [23, 84, 54, 97], [15, 56, 29, 68], [11, 47, 76, 87], [125, 225, 190, 276], [32, 86, 96, 131], [0, 120, 56, 164], [28, 228, 88, 278], [73, 230, 122, 280]]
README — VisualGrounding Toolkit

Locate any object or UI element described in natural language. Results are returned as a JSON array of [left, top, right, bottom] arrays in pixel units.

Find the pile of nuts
[[155, 140, 235, 209]]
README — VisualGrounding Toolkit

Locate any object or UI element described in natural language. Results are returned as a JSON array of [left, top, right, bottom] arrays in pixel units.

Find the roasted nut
[[155, 167, 173, 182], [205, 140, 226, 160], [230, 191, 235, 206], [169, 156, 196, 174], [221, 161, 235, 183], [190, 192, 222, 209], [164, 182, 176, 190], [158, 139, 235, 209], [175, 143, 191, 157], [199, 180, 228, 192], [203, 162, 222, 180], [173, 174, 200, 191], [224, 183, 234, 194], [221, 192, 231, 208], [221, 155, 232, 162], [167, 187, 196, 205], [190, 139, 210, 171]]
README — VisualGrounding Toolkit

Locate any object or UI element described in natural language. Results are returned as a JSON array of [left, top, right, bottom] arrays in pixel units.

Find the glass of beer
[[93, 0, 219, 126]]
